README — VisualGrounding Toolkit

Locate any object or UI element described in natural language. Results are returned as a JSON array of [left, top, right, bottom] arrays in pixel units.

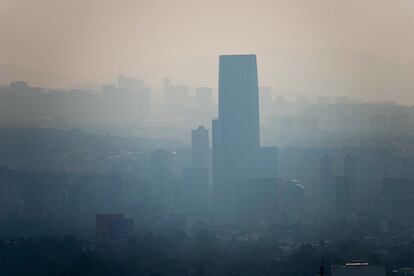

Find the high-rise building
[[180, 126, 211, 218], [191, 126, 210, 170], [217, 55, 260, 152], [254, 146, 278, 179], [213, 55, 260, 220], [212, 54, 277, 221]]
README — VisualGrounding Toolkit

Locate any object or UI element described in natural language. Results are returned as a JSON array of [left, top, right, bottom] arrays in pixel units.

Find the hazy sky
[[1, 0, 414, 101]]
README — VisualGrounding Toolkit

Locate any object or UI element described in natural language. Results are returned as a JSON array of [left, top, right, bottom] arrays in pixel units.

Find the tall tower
[[191, 125, 209, 170], [218, 54, 260, 151], [212, 54, 261, 220]]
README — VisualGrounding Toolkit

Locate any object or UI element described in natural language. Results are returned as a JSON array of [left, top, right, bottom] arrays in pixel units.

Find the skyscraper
[[183, 125, 211, 217], [191, 126, 210, 170], [218, 55, 260, 152], [212, 54, 263, 220]]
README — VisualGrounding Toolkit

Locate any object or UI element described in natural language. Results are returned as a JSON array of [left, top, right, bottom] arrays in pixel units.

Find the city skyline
[[2, 0, 414, 103], [1, 2, 414, 274]]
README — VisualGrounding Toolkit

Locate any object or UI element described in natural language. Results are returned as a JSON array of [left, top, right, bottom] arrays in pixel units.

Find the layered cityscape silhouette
[[1, 1, 414, 275]]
